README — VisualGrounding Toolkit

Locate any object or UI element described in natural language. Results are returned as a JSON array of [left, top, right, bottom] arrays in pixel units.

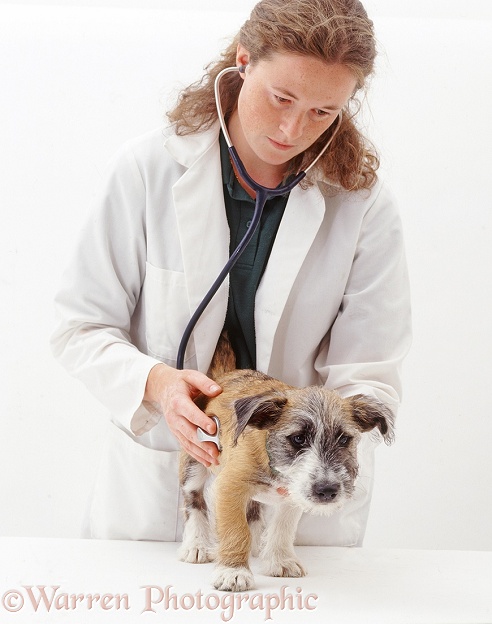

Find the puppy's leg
[[178, 455, 214, 564], [260, 502, 306, 578], [212, 472, 255, 591], [247, 500, 264, 558]]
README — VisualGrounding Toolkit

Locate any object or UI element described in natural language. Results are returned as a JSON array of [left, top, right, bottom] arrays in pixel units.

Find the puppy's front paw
[[178, 543, 214, 564], [213, 565, 254, 592], [263, 557, 307, 578]]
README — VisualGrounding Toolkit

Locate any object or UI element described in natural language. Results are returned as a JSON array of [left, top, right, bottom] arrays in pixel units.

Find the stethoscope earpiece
[[238, 64, 247, 74]]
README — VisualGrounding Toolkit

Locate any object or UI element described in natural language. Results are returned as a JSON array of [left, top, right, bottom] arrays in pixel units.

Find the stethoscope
[[176, 65, 342, 370]]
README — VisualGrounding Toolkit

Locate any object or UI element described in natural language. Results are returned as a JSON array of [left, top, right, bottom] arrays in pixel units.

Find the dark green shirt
[[219, 132, 289, 369]]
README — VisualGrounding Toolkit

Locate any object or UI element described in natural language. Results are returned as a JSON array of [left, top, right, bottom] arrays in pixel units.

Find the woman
[[52, 0, 411, 545]]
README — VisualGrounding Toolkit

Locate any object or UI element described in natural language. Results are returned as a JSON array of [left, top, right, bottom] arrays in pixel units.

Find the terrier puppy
[[178, 335, 394, 592]]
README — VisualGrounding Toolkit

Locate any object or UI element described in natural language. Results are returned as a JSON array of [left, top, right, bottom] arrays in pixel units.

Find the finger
[[195, 440, 220, 466], [174, 429, 219, 467], [173, 412, 220, 458], [174, 395, 219, 436], [182, 370, 222, 398]]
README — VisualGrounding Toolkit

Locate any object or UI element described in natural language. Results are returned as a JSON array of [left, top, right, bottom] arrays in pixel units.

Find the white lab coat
[[51, 123, 411, 546]]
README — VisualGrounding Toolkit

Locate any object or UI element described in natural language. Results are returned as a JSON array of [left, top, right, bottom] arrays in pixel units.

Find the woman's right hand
[[144, 363, 222, 467]]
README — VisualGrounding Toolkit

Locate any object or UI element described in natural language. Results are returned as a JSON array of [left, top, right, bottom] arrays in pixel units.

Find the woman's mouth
[[268, 137, 294, 151]]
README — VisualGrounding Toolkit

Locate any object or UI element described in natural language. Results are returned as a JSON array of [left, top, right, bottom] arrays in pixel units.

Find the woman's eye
[[275, 95, 290, 104], [314, 109, 329, 117]]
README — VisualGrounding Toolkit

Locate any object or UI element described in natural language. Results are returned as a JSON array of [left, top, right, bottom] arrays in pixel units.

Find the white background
[[1, 0, 491, 551]]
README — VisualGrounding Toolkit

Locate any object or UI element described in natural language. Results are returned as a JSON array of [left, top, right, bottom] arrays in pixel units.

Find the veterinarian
[[51, 0, 411, 546]]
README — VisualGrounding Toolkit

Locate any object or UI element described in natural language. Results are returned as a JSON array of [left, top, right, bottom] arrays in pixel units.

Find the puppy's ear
[[347, 394, 395, 445], [232, 393, 287, 445]]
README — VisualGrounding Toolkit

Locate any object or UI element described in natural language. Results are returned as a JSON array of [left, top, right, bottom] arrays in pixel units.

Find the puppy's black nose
[[313, 482, 339, 501]]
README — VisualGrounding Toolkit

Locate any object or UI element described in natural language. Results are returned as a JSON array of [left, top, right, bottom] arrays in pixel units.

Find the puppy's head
[[233, 388, 394, 515]]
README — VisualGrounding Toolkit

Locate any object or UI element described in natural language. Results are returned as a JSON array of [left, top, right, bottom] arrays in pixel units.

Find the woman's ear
[[236, 44, 251, 78]]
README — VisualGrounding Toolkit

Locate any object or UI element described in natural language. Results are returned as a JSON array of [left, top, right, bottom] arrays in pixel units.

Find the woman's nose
[[279, 111, 306, 141]]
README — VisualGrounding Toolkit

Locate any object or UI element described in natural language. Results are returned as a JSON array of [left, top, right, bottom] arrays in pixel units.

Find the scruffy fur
[[179, 334, 394, 592]]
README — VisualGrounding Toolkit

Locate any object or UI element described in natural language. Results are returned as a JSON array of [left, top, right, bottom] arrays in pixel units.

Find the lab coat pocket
[[90, 421, 181, 541], [143, 262, 194, 364]]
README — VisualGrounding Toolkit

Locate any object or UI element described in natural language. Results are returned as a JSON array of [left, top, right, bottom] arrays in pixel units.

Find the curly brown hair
[[167, 0, 379, 190]]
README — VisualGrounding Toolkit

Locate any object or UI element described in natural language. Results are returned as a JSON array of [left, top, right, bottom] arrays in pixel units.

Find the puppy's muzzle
[[311, 480, 340, 503]]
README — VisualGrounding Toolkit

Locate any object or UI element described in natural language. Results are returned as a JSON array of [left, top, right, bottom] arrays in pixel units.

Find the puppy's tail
[[210, 330, 236, 379]]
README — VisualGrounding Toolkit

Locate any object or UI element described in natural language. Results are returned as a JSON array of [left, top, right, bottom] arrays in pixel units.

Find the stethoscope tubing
[[176, 156, 305, 369], [176, 66, 341, 370]]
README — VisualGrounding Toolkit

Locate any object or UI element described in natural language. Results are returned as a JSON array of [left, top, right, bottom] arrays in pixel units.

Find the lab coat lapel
[[255, 183, 326, 373], [166, 127, 230, 371]]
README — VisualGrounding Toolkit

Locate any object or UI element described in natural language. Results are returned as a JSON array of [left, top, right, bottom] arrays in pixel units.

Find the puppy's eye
[[338, 435, 352, 447], [289, 434, 308, 449]]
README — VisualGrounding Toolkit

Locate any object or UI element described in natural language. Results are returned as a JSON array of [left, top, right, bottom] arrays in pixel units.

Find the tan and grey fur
[[179, 334, 394, 592]]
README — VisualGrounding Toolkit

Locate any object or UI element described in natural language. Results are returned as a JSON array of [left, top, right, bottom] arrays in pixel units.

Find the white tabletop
[[1, 537, 491, 623]]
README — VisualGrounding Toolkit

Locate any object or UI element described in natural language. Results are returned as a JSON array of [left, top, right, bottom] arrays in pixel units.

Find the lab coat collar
[[255, 182, 326, 373], [166, 124, 230, 372], [164, 123, 219, 169]]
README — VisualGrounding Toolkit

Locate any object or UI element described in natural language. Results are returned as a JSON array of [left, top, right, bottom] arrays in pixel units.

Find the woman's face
[[229, 45, 357, 180]]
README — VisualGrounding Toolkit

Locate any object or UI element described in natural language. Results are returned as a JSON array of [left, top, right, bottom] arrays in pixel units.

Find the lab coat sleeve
[[51, 143, 162, 435], [316, 183, 412, 416]]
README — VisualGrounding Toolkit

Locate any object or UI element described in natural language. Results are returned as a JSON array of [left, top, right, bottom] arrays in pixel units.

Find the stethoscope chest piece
[[196, 415, 222, 451]]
